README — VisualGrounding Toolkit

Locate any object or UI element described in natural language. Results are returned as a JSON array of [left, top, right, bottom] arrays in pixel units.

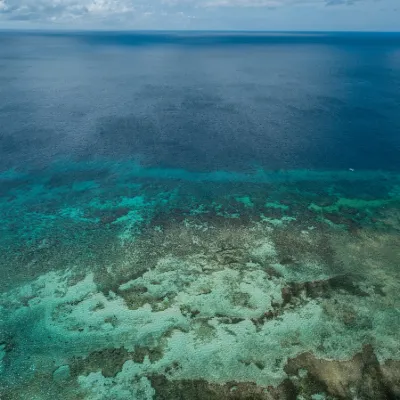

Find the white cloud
[[0, 0, 138, 22], [0, 0, 397, 29], [162, 0, 366, 8]]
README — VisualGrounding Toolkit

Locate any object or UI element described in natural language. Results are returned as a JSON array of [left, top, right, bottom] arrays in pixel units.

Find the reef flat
[[1, 161, 400, 399]]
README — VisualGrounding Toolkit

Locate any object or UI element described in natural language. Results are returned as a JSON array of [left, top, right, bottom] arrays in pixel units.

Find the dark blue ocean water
[[1, 31, 400, 173]]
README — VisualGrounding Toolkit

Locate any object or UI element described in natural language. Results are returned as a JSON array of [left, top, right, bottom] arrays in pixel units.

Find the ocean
[[0, 31, 399, 399]]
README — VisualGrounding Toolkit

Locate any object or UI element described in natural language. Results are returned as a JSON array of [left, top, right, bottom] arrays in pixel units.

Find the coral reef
[[0, 163, 399, 399]]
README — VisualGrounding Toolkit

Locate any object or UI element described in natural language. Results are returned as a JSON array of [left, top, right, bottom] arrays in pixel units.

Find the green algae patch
[[78, 361, 155, 400], [308, 197, 392, 213], [59, 207, 99, 223], [265, 201, 289, 211], [189, 204, 209, 216], [235, 196, 254, 208], [260, 215, 296, 226], [318, 216, 347, 230]]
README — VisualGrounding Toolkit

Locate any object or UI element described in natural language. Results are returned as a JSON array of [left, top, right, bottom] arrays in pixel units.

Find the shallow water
[[0, 32, 400, 399]]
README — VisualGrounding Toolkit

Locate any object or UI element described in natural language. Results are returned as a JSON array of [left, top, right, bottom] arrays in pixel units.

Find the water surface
[[0, 32, 400, 399]]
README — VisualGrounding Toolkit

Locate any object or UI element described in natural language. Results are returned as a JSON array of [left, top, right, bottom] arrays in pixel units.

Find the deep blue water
[[1, 31, 400, 173]]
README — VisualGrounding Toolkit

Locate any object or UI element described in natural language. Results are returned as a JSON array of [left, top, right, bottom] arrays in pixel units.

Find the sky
[[0, 0, 399, 31]]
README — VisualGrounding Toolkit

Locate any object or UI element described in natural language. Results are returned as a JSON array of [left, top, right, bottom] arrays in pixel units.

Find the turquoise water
[[1, 32, 400, 399]]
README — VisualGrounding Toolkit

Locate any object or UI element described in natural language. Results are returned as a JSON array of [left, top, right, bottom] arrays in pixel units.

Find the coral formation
[[1, 163, 399, 399]]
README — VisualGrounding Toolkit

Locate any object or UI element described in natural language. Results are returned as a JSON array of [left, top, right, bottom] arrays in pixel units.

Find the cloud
[[162, 0, 283, 7], [202, 0, 370, 7], [163, 0, 371, 8], [325, 0, 361, 5], [0, 0, 138, 22], [0, 0, 395, 28]]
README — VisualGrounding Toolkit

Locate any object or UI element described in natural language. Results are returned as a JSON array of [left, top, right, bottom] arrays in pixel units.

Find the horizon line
[[1, 28, 400, 34]]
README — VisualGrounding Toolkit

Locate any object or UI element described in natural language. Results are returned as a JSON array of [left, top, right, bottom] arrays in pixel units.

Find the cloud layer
[[0, 0, 398, 30]]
